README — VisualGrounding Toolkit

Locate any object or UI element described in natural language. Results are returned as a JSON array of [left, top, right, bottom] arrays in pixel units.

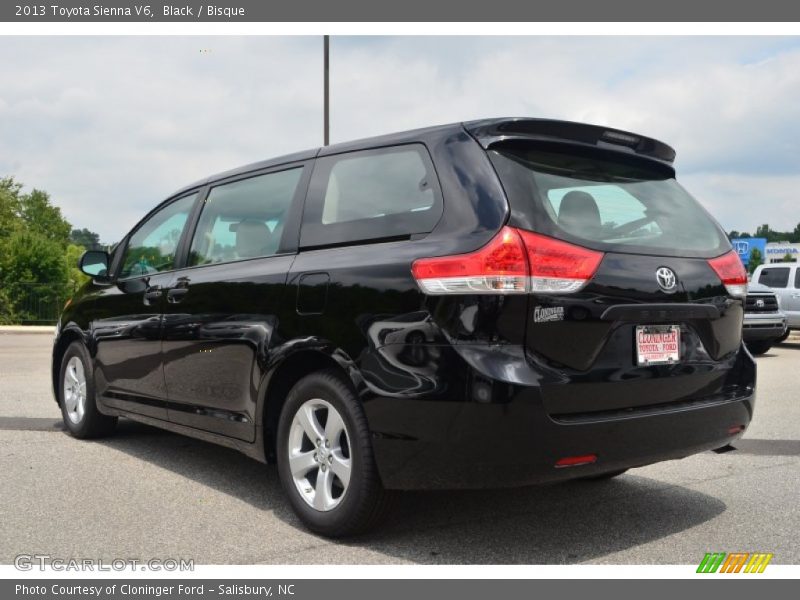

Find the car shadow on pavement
[[96, 419, 727, 564], [733, 438, 800, 457], [776, 342, 800, 350]]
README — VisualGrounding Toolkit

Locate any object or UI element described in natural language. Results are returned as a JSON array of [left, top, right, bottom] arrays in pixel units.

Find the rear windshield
[[489, 145, 730, 258]]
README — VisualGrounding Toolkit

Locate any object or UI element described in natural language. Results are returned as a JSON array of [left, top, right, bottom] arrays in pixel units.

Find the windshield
[[490, 145, 730, 257]]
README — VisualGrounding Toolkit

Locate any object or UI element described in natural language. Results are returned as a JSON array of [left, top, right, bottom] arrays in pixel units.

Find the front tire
[[746, 341, 772, 355], [59, 341, 117, 438], [276, 369, 392, 537]]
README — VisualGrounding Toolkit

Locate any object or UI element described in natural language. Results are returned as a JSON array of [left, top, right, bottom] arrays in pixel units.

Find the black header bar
[[3, 0, 800, 22]]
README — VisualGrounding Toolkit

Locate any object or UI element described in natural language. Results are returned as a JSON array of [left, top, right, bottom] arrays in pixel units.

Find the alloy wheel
[[287, 398, 352, 511], [63, 356, 87, 425]]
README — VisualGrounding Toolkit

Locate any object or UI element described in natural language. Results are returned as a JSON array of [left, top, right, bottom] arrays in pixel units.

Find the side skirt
[[99, 401, 268, 464]]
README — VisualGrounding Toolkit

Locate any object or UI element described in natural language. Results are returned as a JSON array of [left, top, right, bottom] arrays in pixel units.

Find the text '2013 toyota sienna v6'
[[54, 118, 755, 536]]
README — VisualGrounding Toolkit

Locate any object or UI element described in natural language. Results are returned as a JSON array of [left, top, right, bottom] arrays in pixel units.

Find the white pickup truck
[[742, 282, 788, 355]]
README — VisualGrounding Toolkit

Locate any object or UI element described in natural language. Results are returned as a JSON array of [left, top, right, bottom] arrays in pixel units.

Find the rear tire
[[58, 341, 117, 438], [746, 341, 772, 355], [276, 369, 392, 537]]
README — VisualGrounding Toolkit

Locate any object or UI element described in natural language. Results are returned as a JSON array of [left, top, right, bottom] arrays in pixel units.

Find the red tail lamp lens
[[517, 230, 604, 293], [412, 227, 604, 295], [707, 250, 748, 298], [411, 226, 529, 294]]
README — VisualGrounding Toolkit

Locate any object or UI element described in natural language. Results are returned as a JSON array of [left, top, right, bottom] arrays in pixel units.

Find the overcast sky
[[1, 36, 799, 242]]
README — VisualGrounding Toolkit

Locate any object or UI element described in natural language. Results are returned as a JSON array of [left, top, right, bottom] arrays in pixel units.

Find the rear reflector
[[555, 454, 598, 468], [412, 227, 603, 295], [707, 250, 748, 298], [728, 425, 745, 435]]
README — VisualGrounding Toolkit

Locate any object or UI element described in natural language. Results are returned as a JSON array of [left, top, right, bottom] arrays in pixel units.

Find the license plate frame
[[635, 325, 680, 366]]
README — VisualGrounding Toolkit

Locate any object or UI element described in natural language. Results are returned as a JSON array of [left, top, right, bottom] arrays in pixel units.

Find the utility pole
[[324, 35, 330, 146]]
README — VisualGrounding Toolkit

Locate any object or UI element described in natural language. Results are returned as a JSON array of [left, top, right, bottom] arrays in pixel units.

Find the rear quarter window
[[300, 144, 443, 248]]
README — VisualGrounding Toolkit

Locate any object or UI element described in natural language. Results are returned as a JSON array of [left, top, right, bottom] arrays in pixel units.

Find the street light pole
[[324, 35, 330, 146]]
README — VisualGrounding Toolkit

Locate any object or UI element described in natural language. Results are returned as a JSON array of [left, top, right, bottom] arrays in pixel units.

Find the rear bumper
[[366, 346, 756, 490], [372, 393, 754, 489]]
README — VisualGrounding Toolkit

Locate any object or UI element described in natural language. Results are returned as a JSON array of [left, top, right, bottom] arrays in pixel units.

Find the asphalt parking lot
[[1, 332, 798, 565]]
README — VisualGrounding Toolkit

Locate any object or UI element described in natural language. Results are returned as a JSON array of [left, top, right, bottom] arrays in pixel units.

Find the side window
[[119, 193, 197, 279], [758, 267, 790, 288], [795, 267, 800, 289], [301, 144, 442, 247], [188, 167, 303, 267]]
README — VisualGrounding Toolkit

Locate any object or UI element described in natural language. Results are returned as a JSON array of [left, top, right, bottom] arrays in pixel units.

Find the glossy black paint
[[53, 118, 756, 490]]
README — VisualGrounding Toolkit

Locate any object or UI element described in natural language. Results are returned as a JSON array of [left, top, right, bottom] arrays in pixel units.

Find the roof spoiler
[[464, 118, 676, 165]]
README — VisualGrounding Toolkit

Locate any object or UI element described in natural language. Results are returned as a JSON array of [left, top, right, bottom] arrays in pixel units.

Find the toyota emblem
[[656, 267, 677, 292]]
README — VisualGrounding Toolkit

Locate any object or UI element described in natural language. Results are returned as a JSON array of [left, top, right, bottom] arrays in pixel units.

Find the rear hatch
[[485, 137, 748, 418]]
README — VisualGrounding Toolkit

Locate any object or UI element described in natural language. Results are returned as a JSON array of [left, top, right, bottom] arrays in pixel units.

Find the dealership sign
[[731, 238, 767, 266], [765, 246, 799, 255]]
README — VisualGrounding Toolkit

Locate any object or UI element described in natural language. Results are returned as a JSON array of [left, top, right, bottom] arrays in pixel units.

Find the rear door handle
[[791, 294, 800, 298], [167, 288, 189, 304]]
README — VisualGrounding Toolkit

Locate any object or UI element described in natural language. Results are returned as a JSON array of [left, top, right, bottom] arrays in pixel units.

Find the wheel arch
[[260, 344, 363, 463], [51, 325, 89, 405]]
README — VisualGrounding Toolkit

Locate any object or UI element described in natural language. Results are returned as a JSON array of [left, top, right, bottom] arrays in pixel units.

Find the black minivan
[[54, 118, 755, 536]]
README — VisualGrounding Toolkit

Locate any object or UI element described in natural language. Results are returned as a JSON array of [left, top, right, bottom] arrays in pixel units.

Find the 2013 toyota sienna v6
[[54, 118, 756, 536]]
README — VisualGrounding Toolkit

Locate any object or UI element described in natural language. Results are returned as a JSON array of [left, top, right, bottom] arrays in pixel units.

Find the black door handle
[[167, 287, 189, 304], [143, 285, 162, 306]]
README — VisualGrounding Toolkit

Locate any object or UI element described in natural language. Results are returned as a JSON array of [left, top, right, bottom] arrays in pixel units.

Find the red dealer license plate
[[635, 325, 680, 366]]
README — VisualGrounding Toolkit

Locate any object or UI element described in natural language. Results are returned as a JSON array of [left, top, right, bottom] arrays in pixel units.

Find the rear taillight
[[517, 230, 604, 294], [707, 250, 748, 298], [411, 226, 529, 294], [412, 227, 603, 295]]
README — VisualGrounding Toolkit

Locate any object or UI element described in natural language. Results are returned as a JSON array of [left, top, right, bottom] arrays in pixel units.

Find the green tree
[[65, 243, 89, 292], [0, 178, 84, 322], [792, 222, 800, 244], [748, 247, 764, 274], [782, 253, 796, 263], [0, 230, 70, 321], [18, 188, 71, 247], [0, 286, 14, 324], [0, 177, 22, 238], [0, 178, 23, 322], [70, 227, 101, 250]]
